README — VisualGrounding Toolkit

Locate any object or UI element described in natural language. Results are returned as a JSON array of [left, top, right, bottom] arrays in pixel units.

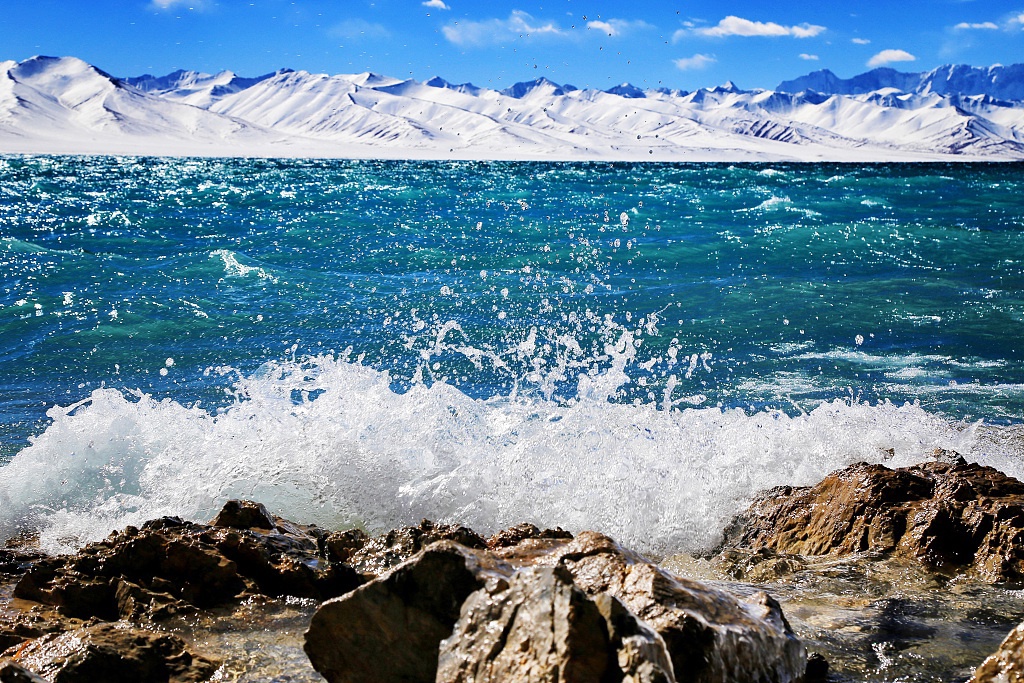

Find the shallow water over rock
[[664, 551, 1024, 682]]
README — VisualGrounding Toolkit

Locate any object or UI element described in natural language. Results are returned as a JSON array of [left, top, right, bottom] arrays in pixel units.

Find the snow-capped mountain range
[[2, 55, 1023, 161]]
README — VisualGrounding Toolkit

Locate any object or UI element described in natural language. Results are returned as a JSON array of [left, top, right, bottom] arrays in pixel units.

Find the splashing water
[[2, 156, 1024, 553]]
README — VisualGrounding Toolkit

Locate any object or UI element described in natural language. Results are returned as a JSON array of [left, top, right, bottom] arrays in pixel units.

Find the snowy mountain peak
[[779, 63, 1024, 101], [605, 83, 646, 98], [501, 77, 576, 99]]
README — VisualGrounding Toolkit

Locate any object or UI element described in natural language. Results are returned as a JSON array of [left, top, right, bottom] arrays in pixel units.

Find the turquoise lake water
[[1, 155, 1023, 553]]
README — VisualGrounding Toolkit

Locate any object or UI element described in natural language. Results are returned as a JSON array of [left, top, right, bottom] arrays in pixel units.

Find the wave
[[0, 352, 1013, 557]]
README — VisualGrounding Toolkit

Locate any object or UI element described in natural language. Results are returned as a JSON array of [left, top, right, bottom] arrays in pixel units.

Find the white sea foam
[[1, 351, 1015, 557]]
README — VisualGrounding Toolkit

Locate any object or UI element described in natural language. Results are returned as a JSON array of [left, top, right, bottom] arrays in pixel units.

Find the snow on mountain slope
[[125, 68, 286, 108], [778, 63, 1024, 101], [2, 56, 1024, 161], [0, 56, 285, 154]]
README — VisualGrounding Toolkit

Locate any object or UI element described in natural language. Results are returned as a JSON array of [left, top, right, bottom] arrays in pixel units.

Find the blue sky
[[5, 1, 1024, 90]]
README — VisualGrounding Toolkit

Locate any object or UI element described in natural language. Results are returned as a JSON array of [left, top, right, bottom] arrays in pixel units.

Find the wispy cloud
[[674, 54, 716, 70], [682, 16, 826, 39], [799, 53, 819, 60], [331, 19, 391, 40], [586, 19, 652, 37], [151, 0, 209, 10], [443, 11, 566, 46], [851, 37, 871, 45], [867, 49, 916, 67], [422, 0, 450, 10], [953, 21, 999, 30]]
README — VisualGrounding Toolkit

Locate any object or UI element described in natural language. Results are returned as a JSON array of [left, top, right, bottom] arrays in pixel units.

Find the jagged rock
[[10, 623, 219, 682], [486, 522, 574, 549], [721, 460, 1024, 583], [209, 499, 276, 530], [436, 565, 611, 682], [517, 532, 806, 683], [13, 501, 363, 622], [804, 653, 829, 682], [323, 528, 368, 564], [592, 592, 676, 683], [971, 621, 1024, 682], [437, 565, 675, 683], [346, 519, 487, 575], [0, 661, 48, 683], [304, 541, 497, 683], [307, 533, 802, 683]]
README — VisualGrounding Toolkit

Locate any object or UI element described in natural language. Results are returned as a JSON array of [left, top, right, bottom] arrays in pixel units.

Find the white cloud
[[954, 21, 999, 30], [867, 49, 917, 67], [331, 19, 391, 40], [851, 37, 871, 45], [692, 16, 826, 39], [443, 10, 566, 46], [674, 54, 716, 70], [422, 0, 450, 9], [151, 0, 207, 9], [799, 53, 819, 60], [586, 19, 652, 37]]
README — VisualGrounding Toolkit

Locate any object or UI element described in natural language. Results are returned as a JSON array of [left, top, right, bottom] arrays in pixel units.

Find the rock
[[345, 519, 488, 576], [804, 653, 829, 682], [486, 523, 574, 549], [304, 541, 497, 683], [13, 501, 363, 622], [209, 499, 276, 530], [592, 592, 676, 683], [721, 460, 1024, 583], [11, 622, 219, 682], [323, 528, 368, 564], [513, 532, 807, 683], [307, 532, 802, 683], [0, 661, 48, 683], [971, 621, 1024, 682], [436, 565, 614, 683]]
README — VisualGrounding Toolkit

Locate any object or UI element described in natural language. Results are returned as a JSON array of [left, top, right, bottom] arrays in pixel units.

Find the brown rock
[[346, 519, 487, 575], [209, 500, 276, 530], [435, 566, 615, 683], [0, 661, 48, 683], [11, 622, 219, 683], [971, 621, 1024, 683], [486, 523, 574, 549], [722, 460, 1024, 583], [13, 503, 362, 622], [518, 532, 807, 683], [323, 528, 368, 564], [592, 592, 676, 683], [304, 541, 498, 683]]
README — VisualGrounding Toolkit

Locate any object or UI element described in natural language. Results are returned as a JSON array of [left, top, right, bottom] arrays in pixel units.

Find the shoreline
[[3, 459, 1024, 682]]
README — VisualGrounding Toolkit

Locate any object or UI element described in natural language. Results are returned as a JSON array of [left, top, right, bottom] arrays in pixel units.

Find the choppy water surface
[[1, 156, 1023, 555]]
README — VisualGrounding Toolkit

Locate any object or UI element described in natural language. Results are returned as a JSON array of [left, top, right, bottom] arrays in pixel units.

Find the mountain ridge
[[2, 55, 1023, 161]]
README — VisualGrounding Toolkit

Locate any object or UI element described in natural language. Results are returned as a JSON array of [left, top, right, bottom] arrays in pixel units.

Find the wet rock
[[804, 653, 829, 682], [486, 523, 574, 549], [527, 532, 807, 683], [721, 460, 1024, 584], [11, 622, 219, 682], [13, 501, 363, 622], [304, 541, 496, 683], [0, 661, 48, 683], [323, 528, 368, 564], [209, 499, 276, 530], [307, 532, 802, 683], [971, 621, 1024, 683], [346, 519, 487, 575], [436, 565, 612, 683], [592, 592, 677, 683]]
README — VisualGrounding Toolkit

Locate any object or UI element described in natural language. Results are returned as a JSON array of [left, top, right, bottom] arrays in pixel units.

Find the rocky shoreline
[[2, 458, 1024, 682]]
